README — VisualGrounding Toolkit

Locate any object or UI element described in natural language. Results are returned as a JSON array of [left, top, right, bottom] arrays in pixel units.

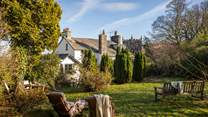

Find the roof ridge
[[72, 37, 97, 40]]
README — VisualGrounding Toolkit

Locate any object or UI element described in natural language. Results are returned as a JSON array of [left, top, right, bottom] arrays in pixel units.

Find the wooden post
[[154, 87, 158, 102], [63, 64, 65, 73]]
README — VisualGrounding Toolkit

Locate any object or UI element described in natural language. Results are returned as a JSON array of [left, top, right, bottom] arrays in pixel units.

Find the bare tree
[[182, 1, 208, 41], [199, 1, 208, 33], [148, 0, 208, 78], [152, 0, 186, 45], [182, 5, 201, 41]]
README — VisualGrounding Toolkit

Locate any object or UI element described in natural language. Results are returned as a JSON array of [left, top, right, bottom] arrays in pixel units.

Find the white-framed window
[[65, 64, 73, 72]]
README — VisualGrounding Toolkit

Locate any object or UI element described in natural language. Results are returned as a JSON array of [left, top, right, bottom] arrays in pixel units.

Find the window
[[66, 44, 68, 50], [65, 64, 73, 72]]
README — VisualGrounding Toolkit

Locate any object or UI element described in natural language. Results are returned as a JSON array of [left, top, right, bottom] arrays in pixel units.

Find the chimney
[[63, 28, 72, 40], [111, 31, 122, 46], [99, 30, 107, 54]]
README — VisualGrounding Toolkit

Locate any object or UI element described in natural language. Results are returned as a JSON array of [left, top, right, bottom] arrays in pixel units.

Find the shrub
[[34, 54, 60, 89], [100, 54, 113, 73], [82, 49, 97, 71], [132, 52, 146, 82], [0, 48, 49, 114], [114, 48, 133, 83], [180, 32, 208, 79], [80, 68, 111, 92], [81, 49, 112, 91], [0, 47, 28, 104], [14, 86, 47, 113]]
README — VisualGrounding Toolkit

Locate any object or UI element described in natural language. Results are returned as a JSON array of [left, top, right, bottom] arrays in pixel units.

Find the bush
[[0, 48, 49, 114], [0, 47, 27, 105], [14, 86, 47, 113], [0, 81, 47, 114], [180, 32, 208, 79], [34, 54, 60, 89], [82, 49, 97, 71], [80, 49, 112, 91], [132, 52, 146, 82], [100, 54, 113, 73], [114, 48, 133, 83], [80, 68, 111, 92]]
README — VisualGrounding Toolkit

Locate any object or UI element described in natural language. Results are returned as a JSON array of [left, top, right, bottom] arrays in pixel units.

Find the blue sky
[[58, 0, 204, 39]]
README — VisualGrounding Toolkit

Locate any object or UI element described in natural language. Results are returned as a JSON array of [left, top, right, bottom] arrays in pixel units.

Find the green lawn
[[25, 78, 208, 117]]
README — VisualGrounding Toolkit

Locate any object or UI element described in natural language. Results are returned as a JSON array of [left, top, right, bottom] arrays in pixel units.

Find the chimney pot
[[102, 30, 105, 35], [114, 31, 118, 35]]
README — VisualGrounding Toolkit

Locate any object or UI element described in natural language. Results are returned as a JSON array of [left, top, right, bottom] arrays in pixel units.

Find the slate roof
[[65, 37, 116, 57], [73, 38, 99, 52]]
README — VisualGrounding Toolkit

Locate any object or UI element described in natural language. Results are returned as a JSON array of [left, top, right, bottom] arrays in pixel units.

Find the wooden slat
[[154, 80, 205, 102]]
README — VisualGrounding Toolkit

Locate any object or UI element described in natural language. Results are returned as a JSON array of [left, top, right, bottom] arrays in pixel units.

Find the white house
[[55, 28, 124, 74]]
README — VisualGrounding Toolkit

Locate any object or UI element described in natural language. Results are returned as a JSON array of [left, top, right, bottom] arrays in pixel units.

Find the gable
[[61, 56, 75, 64], [55, 38, 74, 55]]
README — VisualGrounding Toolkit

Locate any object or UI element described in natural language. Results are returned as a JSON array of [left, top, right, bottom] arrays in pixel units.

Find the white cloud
[[68, 0, 101, 22], [68, 1, 138, 22], [103, 2, 138, 11], [99, 0, 171, 31]]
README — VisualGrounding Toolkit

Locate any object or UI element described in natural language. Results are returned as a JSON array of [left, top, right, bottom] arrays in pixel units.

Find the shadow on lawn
[[107, 91, 208, 117], [23, 109, 58, 117], [24, 82, 208, 117], [23, 92, 208, 117]]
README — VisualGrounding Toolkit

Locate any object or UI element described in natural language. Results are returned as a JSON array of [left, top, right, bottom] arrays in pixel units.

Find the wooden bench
[[154, 81, 205, 102]]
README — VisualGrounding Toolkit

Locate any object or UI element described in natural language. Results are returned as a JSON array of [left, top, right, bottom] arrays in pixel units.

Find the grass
[[25, 77, 208, 117]]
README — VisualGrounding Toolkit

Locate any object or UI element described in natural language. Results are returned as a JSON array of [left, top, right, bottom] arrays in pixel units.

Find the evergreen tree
[[126, 50, 133, 82], [82, 49, 97, 71], [114, 47, 121, 79], [133, 52, 146, 82], [1, 0, 62, 81], [100, 54, 113, 73], [1, 0, 61, 53], [114, 48, 133, 83]]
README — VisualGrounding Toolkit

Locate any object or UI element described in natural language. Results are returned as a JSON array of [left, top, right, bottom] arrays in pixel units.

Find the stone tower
[[99, 30, 107, 55], [111, 31, 123, 47]]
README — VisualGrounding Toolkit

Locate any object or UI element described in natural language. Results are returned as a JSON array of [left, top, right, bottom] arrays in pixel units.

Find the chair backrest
[[47, 92, 69, 115]]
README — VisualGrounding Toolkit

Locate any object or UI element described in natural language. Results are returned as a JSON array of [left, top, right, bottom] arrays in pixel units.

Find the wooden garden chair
[[2, 81, 16, 105], [47, 92, 86, 117], [24, 81, 48, 92]]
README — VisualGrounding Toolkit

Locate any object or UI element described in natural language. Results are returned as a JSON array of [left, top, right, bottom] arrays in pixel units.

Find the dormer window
[[66, 44, 68, 50]]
